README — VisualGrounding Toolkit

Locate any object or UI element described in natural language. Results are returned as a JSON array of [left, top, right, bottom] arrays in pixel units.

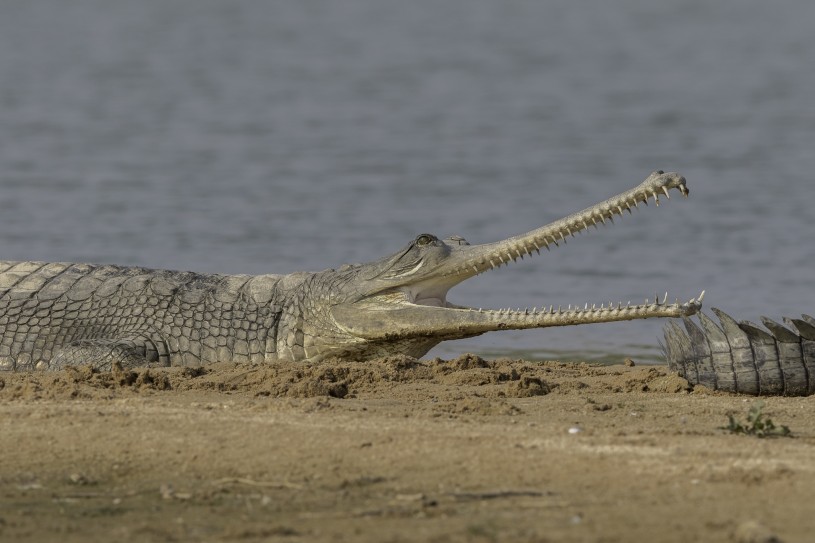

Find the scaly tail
[[663, 308, 815, 396]]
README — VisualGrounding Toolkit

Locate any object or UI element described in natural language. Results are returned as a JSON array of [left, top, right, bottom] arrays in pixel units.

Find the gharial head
[[289, 171, 703, 362]]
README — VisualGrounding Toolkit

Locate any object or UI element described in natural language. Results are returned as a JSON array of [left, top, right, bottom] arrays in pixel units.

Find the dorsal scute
[[697, 311, 729, 350], [663, 320, 694, 377], [664, 320, 692, 358], [759, 316, 799, 343], [786, 317, 815, 341], [682, 316, 709, 355], [738, 320, 775, 344], [711, 308, 751, 348]]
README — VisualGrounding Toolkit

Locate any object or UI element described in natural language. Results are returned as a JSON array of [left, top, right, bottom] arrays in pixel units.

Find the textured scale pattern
[[0, 261, 282, 371], [663, 308, 815, 396]]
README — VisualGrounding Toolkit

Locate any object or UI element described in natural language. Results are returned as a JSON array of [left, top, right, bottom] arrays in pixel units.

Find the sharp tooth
[[662, 292, 668, 304], [472, 266, 479, 273], [548, 305, 553, 313], [584, 303, 589, 310], [699, 290, 706, 301], [661, 186, 671, 198]]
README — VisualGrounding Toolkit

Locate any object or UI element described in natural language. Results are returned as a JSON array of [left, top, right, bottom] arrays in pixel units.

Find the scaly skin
[[0, 171, 701, 371], [664, 310, 815, 396]]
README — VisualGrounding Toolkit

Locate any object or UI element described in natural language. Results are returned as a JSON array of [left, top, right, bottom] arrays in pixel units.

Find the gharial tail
[[662, 308, 815, 396]]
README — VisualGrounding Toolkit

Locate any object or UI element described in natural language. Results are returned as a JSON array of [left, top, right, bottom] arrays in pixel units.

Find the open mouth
[[393, 170, 703, 318], [333, 171, 703, 345], [399, 272, 704, 321], [400, 278, 458, 308]]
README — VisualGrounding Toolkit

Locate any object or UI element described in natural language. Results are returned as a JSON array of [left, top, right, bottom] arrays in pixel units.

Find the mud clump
[[506, 376, 549, 397], [0, 355, 695, 402], [283, 367, 350, 399]]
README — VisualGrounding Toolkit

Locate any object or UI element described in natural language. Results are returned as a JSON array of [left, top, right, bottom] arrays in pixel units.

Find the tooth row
[[474, 291, 704, 316], [463, 178, 687, 275], [513, 186, 677, 255]]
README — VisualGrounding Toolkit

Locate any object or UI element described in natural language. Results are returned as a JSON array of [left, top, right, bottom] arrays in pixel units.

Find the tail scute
[[664, 308, 814, 396]]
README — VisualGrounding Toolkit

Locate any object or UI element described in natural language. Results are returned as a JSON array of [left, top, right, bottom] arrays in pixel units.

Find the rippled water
[[1, 0, 813, 362]]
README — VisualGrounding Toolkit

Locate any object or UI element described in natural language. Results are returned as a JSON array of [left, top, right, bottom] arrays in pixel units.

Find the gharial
[[664, 310, 815, 396], [0, 170, 702, 374]]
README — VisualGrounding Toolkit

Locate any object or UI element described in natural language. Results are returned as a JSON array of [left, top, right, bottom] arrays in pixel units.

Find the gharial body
[[1, 171, 702, 373], [5, 170, 805, 397]]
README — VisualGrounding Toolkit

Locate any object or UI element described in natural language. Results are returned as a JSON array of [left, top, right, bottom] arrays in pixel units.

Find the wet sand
[[1, 355, 813, 542]]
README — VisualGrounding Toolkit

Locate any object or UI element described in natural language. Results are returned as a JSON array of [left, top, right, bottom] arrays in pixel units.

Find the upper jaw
[[440, 171, 688, 278]]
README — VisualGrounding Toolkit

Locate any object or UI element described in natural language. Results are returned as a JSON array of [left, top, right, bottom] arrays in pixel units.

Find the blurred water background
[[1, 0, 813, 363]]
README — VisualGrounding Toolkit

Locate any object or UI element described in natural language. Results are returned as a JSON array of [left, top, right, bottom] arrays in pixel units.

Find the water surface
[[1, 0, 813, 362]]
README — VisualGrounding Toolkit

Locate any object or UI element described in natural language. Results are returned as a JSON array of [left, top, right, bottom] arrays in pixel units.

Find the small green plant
[[723, 401, 791, 438]]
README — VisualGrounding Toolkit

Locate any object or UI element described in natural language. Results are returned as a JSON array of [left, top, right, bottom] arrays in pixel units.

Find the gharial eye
[[415, 234, 435, 246]]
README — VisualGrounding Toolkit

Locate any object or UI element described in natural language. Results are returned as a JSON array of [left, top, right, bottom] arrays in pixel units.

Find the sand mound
[[0, 353, 692, 403]]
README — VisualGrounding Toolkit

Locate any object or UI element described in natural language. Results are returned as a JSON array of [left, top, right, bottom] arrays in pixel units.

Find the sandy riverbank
[[1, 355, 813, 542]]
